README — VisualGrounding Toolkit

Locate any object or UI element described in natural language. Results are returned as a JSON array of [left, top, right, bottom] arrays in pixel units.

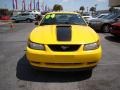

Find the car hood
[[29, 25, 99, 44], [90, 18, 113, 23], [112, 22, 120, 26], [90, 18, 101, 22]]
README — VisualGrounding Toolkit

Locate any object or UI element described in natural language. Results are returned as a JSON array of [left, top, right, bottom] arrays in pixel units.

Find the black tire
[[26, 19, 32, 23], [30, 20, 33, 23], [102, 24, 111, 33]]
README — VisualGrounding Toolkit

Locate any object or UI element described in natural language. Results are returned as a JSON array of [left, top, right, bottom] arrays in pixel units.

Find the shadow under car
[[16, 55, 92, 83]]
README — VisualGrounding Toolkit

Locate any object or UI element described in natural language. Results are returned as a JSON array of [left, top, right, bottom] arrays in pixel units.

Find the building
[[109, 0, 120, 7]]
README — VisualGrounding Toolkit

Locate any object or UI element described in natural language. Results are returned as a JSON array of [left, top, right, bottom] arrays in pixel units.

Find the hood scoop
[[56, 25, 72, 41]]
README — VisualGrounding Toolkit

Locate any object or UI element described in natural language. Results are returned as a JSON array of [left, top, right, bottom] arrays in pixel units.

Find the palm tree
[[90, 7, 96, 15], [79, 6, 85, 15], [53, 4, 63, 11], [109, 7, 115, 13]]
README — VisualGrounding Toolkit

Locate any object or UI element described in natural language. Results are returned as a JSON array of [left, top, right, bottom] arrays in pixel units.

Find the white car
[[28, 10, 41, 17], [83, 13, 109, 23], [11, 13, 35, 23], [89, 13, 109, 21]]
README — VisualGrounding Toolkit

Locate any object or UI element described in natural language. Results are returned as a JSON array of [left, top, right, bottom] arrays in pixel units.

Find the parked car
[[11, 13, 35, 23], [82, 13, 94, 23], [27, 10, 41, 17], [82, 14, 108, 23], [95, 13, 109, 19], [82, 15, 93, 23], [0, 15, 10, 20], [89, 13, 120, 32], [26, 12, 102, 71], [110, 22, 120, 37]]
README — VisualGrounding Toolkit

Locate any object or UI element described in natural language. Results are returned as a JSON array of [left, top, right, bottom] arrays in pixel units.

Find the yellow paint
[[26, 12, 102, 69]]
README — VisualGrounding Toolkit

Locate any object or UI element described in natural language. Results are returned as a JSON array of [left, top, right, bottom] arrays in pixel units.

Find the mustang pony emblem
[[61, 46, 69, 50]]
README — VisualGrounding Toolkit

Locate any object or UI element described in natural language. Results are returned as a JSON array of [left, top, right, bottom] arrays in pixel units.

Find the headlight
[[28, 41, 45, 50], [84, 41, 100, 51]]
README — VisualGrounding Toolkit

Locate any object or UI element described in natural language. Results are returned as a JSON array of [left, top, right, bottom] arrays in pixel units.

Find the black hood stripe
[[57, 26, 71, 41]]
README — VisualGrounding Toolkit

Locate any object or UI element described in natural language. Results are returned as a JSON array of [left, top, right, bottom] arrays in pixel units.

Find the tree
[[53, 4, 63, 11], [109, 7, 115, 13], [79, 6, 85, 15], [90, 7, 96, 15]]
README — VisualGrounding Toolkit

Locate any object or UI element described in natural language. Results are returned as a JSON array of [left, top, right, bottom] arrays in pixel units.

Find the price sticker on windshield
[[45, 14, 55, 19], [51, 14, 55, 18], [45, 14, 51, 19]]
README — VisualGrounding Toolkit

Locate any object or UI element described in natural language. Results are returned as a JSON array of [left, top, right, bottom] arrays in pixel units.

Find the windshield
[[40, 14, 86, 25], [97, 15, 106, 18], [102, 14, 118, 19]]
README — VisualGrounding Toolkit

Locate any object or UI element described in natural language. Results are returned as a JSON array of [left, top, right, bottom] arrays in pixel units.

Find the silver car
[[11, 13, 35, 23], [89, 13, 120, 33]]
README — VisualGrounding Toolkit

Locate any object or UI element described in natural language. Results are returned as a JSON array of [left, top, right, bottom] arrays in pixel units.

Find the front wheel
[[26, 19, 33, 23], [102, 24, 111, 33]]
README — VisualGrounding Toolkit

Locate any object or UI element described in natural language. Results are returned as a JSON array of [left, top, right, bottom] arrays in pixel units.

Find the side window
[[116, 16, 120, 21], [21, 13, 29, 16]]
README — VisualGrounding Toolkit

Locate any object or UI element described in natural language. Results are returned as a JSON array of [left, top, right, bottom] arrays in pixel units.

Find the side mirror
[[35, 22, 39, 25]]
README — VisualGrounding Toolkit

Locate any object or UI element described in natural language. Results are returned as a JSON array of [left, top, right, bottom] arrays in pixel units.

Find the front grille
[[48, 45, 80, 51], [112, 26, 120, 30]]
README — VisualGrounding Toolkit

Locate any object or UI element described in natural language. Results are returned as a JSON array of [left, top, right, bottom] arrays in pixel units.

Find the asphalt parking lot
[[0, 23, 120, 90]]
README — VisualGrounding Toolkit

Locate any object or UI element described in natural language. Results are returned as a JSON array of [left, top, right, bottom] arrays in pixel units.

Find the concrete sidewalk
[[0, 21, 12, 25]]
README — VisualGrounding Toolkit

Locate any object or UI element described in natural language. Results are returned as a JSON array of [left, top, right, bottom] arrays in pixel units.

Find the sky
[[0, 0, 109, 11]]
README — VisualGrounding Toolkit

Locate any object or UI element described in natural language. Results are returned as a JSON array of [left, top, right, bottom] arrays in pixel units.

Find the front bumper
[[110, 30, 120, 36], [26, 45, 102, 69]]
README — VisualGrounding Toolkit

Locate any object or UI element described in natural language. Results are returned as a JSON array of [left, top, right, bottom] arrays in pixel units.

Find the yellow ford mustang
[[26, 12, 102, 71]]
